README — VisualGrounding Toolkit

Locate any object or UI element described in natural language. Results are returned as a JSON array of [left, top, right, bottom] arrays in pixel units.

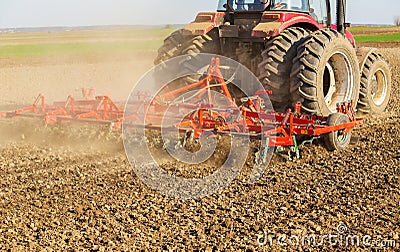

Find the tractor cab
[[218, 0, 309, 12], [217, 0, 330, 25]]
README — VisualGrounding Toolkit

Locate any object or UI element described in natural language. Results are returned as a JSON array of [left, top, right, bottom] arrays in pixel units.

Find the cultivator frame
[[0, 58, 364, 158], [0, 91, 125, 131]]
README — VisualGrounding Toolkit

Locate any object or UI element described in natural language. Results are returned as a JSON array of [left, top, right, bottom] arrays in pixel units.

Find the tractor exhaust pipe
[[336, 0, 346, 35]]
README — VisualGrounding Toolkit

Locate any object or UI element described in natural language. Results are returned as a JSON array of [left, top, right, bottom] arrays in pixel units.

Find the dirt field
[[0, 31, 399, 250], [0, 53, 154, 105]]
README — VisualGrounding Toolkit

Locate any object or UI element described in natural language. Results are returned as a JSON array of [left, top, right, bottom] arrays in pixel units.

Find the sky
[[0, 0, 399, 28]]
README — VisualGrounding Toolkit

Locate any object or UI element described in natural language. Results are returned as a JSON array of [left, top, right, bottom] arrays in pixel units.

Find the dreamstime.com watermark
[[257, 223, 397, 249]]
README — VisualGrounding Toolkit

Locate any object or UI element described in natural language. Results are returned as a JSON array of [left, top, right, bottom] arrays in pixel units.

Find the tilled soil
[[0, 48, 399, 251], [350, 27, 400, 36]]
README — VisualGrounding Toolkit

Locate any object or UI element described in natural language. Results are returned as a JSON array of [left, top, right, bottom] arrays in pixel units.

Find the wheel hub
[[323, 52, 355, 113], [337, 130, 348, 143], [371, 68, 388, 106]]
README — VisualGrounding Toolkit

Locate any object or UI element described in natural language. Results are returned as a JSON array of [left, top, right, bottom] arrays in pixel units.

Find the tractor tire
[[154, 30, 220, 91], [153, 30, 220, 100], [177, 31, 221, 84], [153, 29, 190, 92], [323, 113, 352, 151], [290, 29, 360, 116], [357, 51, 392, 114], [258, 27, 310, 111], [154, 29, 186, 65]]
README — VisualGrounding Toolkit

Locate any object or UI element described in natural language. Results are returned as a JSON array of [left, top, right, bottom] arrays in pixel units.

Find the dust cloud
[[0, 29, 157, 105]]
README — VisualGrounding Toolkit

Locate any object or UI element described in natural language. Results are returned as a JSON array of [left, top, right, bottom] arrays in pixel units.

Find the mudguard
[[331, 24, 356, 45], [252, 12, 321, 38], [183, 12, 225, 36], [183, 11, 356, 46]]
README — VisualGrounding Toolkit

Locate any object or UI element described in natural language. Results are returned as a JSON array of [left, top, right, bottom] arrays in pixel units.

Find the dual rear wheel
[[357, 51, 392, 114], [288, 29, 391, 116], [154, 28, 392, 152], [155, 28, 391, 116], [289, 29, 360, 116]]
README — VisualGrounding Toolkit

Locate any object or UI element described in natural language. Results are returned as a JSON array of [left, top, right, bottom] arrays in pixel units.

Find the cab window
[[271, 0, 309, 11], [309, 0, 328, 23], [227, 0, 268, 11]]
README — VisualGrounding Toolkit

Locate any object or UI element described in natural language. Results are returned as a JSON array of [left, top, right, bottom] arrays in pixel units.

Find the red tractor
[[155, 0, 391, 116]]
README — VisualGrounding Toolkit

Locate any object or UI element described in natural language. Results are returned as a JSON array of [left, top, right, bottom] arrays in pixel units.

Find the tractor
[[154, 0, 391, 116]]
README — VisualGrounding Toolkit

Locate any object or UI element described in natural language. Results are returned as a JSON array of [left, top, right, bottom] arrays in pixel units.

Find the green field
[[0, 40, 163, 58], [349, 26, 400, 42], [0, 28, 174, 58], [1, 26, 399, 59], [0, 28, 175, 39], [354, 32, 400, 43]]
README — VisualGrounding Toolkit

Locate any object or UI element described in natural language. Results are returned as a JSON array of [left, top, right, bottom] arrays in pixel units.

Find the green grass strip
[[354, 32, 400, 42], [0, 28, 175, 39], [0, 40, 164, 58]]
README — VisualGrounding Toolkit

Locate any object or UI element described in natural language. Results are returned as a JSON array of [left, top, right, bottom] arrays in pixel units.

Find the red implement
[[0, 58, 364, 157]]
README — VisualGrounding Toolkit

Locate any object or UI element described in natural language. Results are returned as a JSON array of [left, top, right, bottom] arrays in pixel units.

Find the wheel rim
[[323, 62, 336, 106], [322, 52, 355, 113], [371, 68, 388, 106], [337, 130, 348, 144]]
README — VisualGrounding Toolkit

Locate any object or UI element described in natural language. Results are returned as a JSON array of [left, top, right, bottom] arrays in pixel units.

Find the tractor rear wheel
[[290, 29, 360, 116], [154, 29, 186, 65], [153, 30, 220, 102], [154, 29, 190, 91], [154, 30, 221, 95], [258, 27, 310, 111], [177, 30, 221, 84], [323, 113, 352, 151], [357, 51, 392, 114]]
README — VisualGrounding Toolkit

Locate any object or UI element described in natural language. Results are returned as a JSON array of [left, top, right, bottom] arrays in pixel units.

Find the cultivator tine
[[288, 136, 300, 161], [182, 130, 195, 147], [0, 58, 365, 162], [255, 137, 270, 165]]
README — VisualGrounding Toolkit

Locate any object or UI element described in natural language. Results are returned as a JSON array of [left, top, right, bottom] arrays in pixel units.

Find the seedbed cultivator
[[0, 89, 125, 131], [0, 58, 364, 160]]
